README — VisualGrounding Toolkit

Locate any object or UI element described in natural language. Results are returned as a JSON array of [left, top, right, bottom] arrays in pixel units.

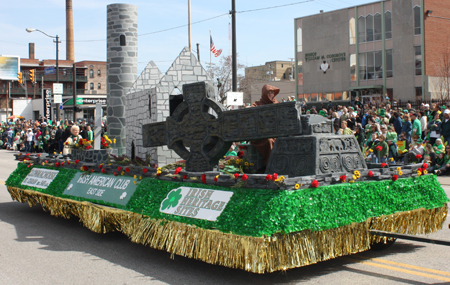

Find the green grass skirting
[[6, 163, 449, 238]]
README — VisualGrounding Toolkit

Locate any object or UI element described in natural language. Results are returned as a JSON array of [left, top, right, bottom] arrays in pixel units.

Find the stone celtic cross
[[142, 82, 302, 172]]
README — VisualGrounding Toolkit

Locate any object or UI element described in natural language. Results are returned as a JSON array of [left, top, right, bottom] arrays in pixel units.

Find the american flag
[[210, 35, 222, 57]]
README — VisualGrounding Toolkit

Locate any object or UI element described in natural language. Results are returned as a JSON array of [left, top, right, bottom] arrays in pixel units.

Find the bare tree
[[206, 56, 246, 106], [433, 40, 450, 101]]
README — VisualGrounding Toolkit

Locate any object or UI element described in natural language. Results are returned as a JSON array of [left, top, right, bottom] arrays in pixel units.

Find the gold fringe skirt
[[7, 186, 448, 274]]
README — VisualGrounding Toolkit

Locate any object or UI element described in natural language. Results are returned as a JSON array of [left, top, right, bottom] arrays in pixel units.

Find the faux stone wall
[[126, 61, 162, 159], [107, 3, 138, 156], [71, 149, 112, 164]]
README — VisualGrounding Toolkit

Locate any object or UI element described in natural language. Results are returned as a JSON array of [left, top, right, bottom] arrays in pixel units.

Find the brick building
[[295, 0, 450, 105]]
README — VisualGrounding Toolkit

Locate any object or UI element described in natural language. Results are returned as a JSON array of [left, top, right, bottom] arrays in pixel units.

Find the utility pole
[[188, 0, 192, 51], [73, 63, 77, 123], [197, 43, 200, 63], [288, 58, 295, 80], [231, 0, 237, 92]]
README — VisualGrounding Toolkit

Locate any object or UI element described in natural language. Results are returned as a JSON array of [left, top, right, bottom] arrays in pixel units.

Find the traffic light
[[17, 72, 23, 84], [29, 69, 35, 83], [73, 106, 82, 113]]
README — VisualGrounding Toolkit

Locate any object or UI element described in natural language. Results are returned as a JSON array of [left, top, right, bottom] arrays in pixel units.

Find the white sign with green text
[[160, 187, 234, 221], [22, 168, 59, 189]]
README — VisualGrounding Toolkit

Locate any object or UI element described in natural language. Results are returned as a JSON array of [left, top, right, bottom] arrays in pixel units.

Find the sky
[[1, 0, 376, 75]]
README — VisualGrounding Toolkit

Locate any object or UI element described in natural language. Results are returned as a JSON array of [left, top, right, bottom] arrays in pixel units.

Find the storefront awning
[[349, 85, 383, 90]]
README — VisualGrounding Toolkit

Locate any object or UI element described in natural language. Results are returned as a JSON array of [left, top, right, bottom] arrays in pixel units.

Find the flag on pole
[[210, 35, 222, 57]]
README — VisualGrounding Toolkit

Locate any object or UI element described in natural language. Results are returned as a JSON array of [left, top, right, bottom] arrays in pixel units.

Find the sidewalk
[[437, 176, 450, 186]]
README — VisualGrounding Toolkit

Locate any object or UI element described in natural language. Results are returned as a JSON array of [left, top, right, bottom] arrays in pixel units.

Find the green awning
[[349, 85, 383, 90]]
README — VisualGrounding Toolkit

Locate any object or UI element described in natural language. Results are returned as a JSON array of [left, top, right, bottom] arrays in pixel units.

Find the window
[[367, 51, 375, 79], [366, 14, 374, 42], [310, 93, 318, 101], [297, 60, 303, 74], [415, 46, 422, 76], [297, 27, 302, 52], [281, 64, 284, 68], [97, 69, 101, 76], [90, 83, 94, 90], [326, 93, 334, 101], [359, 53, 367, 80], [334, 92, 343, 100], [359, 51, 384, 80], [374, 13, 382, 41], [349, 17, 356, 44], [416, 87, 423, 99], [120, 35, 126, 46], [414, 6, 421, 35], [350, 54, 357, 81], [98, 83, 101, 89], [89, 69, 94, 78], [374, 51, 382, 79], [386, 49, 393, 78], [385, 11, 392, 39], [358, 16, 366, 43]]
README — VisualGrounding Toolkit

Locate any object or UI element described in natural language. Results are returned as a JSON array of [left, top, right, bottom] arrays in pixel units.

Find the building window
[[366, 14, 374, 42], [359, 51, 383, 80], [385, 11, 392, 39], [416, 87, 423, 99], [89, 69, 94, 78], [120, 35, 126, 46], [98, 83, 101, 89], [297, 27, 302, 52], [350, 54, 356, 81], [415, 46, 422, 76], [97, 69, 101, 76], [414, 6, 421, 35], [349, 17, 356, 44], [374, 13, 382, 41], [281, 64, 284, 68], [374, 51, 382, 79], [359, 53, 367, 80], [90, 83, 94, 90], [358, 16, 366, 43], [386, 49, 393, 78]]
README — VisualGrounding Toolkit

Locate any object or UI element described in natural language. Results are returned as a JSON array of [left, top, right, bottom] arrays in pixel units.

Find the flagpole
[[188, 0, 192, 51], [210, 30, 212, 76]]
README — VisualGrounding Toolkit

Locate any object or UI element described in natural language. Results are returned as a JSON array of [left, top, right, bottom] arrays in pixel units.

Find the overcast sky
[[1, 0, 375, 74]]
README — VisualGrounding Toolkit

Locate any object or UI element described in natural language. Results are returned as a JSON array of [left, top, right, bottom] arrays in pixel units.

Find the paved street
[[0, 149, 449, 285]]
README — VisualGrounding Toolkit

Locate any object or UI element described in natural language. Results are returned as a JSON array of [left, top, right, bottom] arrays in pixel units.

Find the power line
[[237, 0, 316, 14]]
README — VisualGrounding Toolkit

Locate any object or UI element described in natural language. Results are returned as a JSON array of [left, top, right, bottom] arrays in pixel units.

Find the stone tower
[[106, 3, 138, 156]]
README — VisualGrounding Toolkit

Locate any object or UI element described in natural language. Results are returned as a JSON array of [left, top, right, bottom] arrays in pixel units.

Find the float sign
[[160, 187, 233, 221], [22, 168, 59, 189], [63, 173, 137, 206]]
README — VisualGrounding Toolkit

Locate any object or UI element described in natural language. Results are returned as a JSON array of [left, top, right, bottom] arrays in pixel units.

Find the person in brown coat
[[250, 84, 280, 172]]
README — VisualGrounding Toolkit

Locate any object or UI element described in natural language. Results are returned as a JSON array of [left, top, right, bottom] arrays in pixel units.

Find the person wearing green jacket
[[411, 113, 422, 138], [87, 125, 94, 141], [370, 134, 389, 163], [385, 125, 398, 159], [434, 144, 450, 175]]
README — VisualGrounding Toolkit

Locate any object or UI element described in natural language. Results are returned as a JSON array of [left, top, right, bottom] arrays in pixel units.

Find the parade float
[[6, 82, 449, 274]]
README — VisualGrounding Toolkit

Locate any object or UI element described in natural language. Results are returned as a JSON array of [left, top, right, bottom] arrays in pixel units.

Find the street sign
[[54, 94, 62, 104], [44, 66, 55, 75], [43, 89, 52, 121], [53, 83, 63, 95], [59, 103, 63, 110]]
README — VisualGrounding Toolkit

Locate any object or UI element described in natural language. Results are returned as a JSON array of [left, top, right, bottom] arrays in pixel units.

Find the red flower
[[272, 173, 278, 181], [174, 167, 182, 175], [242, 174, 249, 181], [44, 160, 48, 163], [156, 172, 161, 177], [82, 165, 88, 171], [201, 174, 206, 184], [311, 180, 319, 188], [238, 151, 244, 158], [26, 153, 30, 156], [422, 163, 429, 169], [90, 169, 94, 173], [61, 161, 65, 166], [376, 145, 382, 151], [415, 154, 422, 159], [234, 173, 239, 179], [29, 163, 33, 167], [339, 175, 347, 182], [125, 167, 130, 173], [381, 163, 387, 168], [392, 174, 399, 181], [55, 162, 60, 167], [368, 171, 374, 177], [418, 168, 423, 173], [98, 164, 103, 169], [37, 154, 41, 157], [214, 176, 218, 182], [183, 175, 187, 179], [101, 168, 106, 174], [27, 165, 30, 168], [114, 172, 118, 176], [75, 159, 80, 164], [143, 168, 148, 174], [117, 166, 122, 172], [265, 174, 272, 181]]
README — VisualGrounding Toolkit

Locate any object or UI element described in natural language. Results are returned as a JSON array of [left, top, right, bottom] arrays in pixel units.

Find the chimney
[[29, 43, 35, 59], [66, 0, 75, 61]]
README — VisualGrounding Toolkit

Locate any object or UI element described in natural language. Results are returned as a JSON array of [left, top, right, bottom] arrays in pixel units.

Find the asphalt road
[[0, 150, 449, 285]]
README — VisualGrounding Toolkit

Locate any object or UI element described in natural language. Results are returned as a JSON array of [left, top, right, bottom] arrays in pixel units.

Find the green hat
[[441, 105, 446, 109], [349, 106, 354, 110], [378, 109, 385, 116], [319, 110, 327, 117]]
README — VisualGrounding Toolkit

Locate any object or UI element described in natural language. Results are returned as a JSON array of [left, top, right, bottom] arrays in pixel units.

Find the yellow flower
[[75, 144, 79, 147], [354, 170, 360, 175], [352, 175, 357, 180], [215, 175, 219, 179], [423, 170, 428, 174], [294, 183, 300, 190], [42, 162, 45, 166], [417, 171, 422, 176], [245, 162, 249, 166], [133, 175, 137, 179], [157, 167, 161, 171], [349, 180, 355, 183], [396, 167, 401, 171], [398, 171, 403, 176], [390, 157, 394, 162], [369, 149, 373, 153], [121, 171, 125, 175], [80, 167, 84, 171], [139, 176, 142, 180], [250, 163, 254, 166], [114, 138, 116, 144], [279, 176, 285, 181], [133, 180, 137, 185], [157, 170, 161, 175]]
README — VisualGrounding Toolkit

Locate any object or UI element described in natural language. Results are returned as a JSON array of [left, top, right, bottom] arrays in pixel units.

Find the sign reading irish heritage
[[22, 168, 59, 189], [160, 187, 234, 221], [63, 173, 137, 206]]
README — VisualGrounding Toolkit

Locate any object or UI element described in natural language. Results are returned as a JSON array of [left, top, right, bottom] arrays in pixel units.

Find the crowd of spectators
[[301, 98, 450, 175], [0, 117, 105, 154]]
